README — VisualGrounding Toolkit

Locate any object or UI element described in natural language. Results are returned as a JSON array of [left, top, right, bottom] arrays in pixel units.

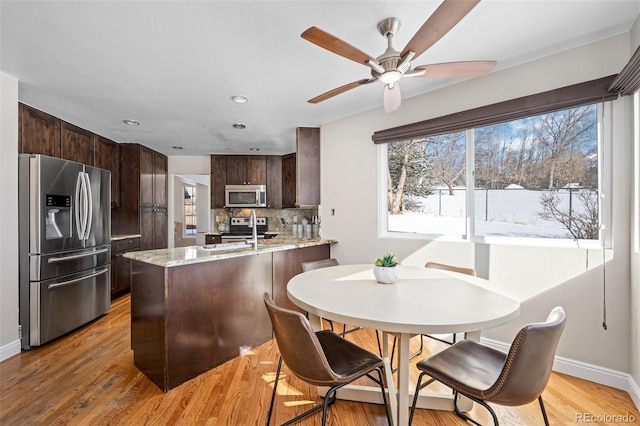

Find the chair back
[[485, 306, 566, 405], [425, 261, 476, 276], [263, 293, 339, 386], [301, 258, 339, 272]]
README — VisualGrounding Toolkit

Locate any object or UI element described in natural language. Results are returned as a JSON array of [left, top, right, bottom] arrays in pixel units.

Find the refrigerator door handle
[[83, 172, 93, 239], [47, 247, 110, 263], [47, 267, 109, 289], [75, 172, 84, 239]]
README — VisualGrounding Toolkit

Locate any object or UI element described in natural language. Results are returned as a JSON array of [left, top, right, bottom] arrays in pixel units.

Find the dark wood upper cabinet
[[226, 155, 266, 185], [112, 143, 168, 250], [94, 135, 120, 207], [266, 155, 282, 209], [296, 127, 320, 206], [282, 127, 320, 208], [18, 103, 61, 157], [281, 153, 296, 208], [61, 121, 94, 165], [210, 155, 227, 209]]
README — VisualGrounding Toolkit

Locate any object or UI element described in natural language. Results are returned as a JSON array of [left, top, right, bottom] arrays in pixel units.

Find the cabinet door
[[153, 152, 168, 207], [266, 155, 282, 208], [19, 103, 61, 157], [246, 155, 266, 185], [94, 136, 120, 207], [225, 156, 246, 185], [154, 208, 168, 249], [61, 122, 94, 165], [281, 153, 296, 208], [140, 208, 154, 250], [140, 146, 154, 207], [210, 155, 227, 208], [296, 127, 320, 206]]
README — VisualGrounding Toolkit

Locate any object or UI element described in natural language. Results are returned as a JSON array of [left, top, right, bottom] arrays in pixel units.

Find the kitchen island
[[124, 235, 335, 391]]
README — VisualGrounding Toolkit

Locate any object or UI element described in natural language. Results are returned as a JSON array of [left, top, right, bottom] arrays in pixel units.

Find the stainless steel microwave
[[225, 184, 267, 208]]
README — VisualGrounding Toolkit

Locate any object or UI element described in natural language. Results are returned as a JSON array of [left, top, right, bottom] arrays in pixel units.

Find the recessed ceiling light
[[249, 148, 260, 151], [233, 123, 246, 129], [172, 146, 183, 150], [122, 119, 140, 126], [231, 95, 248, 103]]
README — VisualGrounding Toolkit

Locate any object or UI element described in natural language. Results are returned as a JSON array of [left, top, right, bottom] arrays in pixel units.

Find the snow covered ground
[[389, 189, 597, 239]]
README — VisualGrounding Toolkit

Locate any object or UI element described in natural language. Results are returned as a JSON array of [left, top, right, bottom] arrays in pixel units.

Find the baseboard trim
[[481, 337, 640, 411], [0, 339, 21, 362]]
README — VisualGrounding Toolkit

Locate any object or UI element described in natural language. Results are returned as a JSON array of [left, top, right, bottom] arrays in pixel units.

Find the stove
[[221, 217, 268, 240]]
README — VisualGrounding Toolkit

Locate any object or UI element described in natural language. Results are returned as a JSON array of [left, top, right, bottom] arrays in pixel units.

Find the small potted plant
[[374, 252, 399, 284]]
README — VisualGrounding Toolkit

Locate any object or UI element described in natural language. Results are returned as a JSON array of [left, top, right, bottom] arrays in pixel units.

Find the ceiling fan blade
[[302, 26, 375, 65], [308, 79, 375, 104], [414, 61, 496, 77], [383, 83, 402, 113], [401, 0, 480, 60]]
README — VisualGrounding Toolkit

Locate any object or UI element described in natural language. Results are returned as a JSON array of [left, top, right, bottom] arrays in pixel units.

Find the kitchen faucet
[[248, 209, 258, 250]]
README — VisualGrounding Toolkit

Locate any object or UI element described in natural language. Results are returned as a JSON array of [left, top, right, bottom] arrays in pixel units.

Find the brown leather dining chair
[[301, 258, 363, 337], [409, 306, 566, 426], [263, 293, 391, 426]]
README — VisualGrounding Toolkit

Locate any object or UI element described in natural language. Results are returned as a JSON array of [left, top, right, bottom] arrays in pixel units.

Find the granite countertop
[[111, 234, 141, 241], [123, 235, 336, 268]]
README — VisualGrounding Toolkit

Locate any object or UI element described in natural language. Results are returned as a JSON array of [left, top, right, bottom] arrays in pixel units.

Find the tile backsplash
[[211, 207, 319, 235]]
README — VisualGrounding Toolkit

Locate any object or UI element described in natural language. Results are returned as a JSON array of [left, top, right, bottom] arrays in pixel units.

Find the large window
[[184, 185, 197, 236], [384, 103, 606, 242]]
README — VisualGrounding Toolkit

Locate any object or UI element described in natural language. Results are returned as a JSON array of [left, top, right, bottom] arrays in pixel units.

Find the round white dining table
[[287, 264, 521, 426]]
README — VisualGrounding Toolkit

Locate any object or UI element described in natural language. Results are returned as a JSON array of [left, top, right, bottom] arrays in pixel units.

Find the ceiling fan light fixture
[[123, 119, 140, 126], [231, 95, 248, 103], [379, 70, 402, 85]]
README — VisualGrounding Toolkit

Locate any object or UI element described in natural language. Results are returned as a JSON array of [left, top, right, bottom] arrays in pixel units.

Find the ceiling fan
[[301, 0, 496, 113]]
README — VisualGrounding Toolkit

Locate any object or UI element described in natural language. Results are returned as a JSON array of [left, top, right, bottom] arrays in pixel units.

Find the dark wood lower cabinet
[[130, 244, 330, 392], [111, 237, 140, 297]]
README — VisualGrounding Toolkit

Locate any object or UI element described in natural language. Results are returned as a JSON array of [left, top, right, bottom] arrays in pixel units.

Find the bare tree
[[387, 139, 432, 214], [425, 132, 466, 195], [531, 106, 596, 189], [539, 189, 599, 239]]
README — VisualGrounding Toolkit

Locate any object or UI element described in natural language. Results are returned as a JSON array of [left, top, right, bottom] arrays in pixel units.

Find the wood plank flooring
[[1, 294, 638, 425]]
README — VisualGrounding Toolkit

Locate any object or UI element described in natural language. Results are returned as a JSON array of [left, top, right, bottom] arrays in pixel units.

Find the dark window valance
[[608, 44, 640, 96], [372, 75, 619, 144]]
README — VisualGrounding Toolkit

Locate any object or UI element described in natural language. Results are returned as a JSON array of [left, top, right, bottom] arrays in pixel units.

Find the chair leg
[[373, 367, 393, 425], [409, 372, 437, 426], [266, 357, 283, 426], [453, 390, 499, 426], [538, 395, 550, 426]]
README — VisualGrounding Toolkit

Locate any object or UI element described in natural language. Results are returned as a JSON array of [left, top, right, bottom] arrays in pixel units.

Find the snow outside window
[[383, 103, 607, 243]]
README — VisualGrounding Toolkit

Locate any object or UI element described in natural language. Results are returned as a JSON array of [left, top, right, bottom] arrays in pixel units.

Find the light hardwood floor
[[1, 294, 638, 425]]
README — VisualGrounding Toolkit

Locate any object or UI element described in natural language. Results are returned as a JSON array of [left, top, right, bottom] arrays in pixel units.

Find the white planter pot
[[373, 266, 399, 284]]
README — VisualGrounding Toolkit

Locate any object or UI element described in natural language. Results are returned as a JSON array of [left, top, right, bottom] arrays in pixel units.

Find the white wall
[[629, 13, 640, 409], [0, 72, 20, 360], [167, 156, 210, 247], [321, 33, 634, 381]]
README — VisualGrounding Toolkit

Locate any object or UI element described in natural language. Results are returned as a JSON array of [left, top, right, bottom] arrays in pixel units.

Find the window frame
[[183, 184, 197, 237], [379, 102, 612, 249]]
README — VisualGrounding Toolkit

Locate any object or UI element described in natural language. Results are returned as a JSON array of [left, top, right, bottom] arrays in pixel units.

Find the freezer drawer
[[29, 266, 110, 347], [31, 246, 110, 281]]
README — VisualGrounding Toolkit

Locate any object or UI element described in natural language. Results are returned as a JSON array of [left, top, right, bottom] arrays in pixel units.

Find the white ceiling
[[2, 1, 639, 156]]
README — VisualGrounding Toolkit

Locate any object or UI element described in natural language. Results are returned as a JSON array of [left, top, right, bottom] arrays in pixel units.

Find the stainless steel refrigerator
[[18, 154, 111, 350]]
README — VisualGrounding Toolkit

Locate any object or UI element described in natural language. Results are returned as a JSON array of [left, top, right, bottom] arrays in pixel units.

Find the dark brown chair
[[264, 293, 391, 426], [301, 258, 363, 337], [409, 306, 566, 426]]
